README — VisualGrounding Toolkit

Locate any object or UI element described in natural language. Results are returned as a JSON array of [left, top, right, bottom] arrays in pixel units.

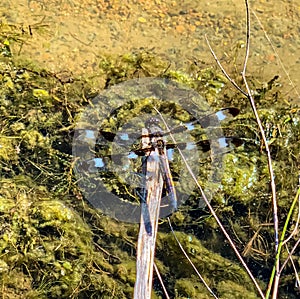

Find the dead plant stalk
[[205, 0, 279, 298]]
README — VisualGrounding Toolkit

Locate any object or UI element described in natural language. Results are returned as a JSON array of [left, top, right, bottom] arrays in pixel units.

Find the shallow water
[[1, 1, 300, 298], [1, 0, 300, 103]]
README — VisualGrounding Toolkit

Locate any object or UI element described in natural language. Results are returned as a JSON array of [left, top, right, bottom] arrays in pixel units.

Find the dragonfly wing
[[158, 151, 177, 211]]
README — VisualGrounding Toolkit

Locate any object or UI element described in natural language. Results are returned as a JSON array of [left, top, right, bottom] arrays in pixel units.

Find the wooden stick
[[134, 128, 164, 299]]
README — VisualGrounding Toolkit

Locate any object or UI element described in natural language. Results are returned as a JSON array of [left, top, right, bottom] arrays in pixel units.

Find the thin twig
[[238, 2, 279, 298], [205, 35, 248, 97], [205, 1, 280, 297], [153, 262, 170, 299], [280, 240, 300, 275], [154, 107, 265, 298], [285, 245, 300, 291], [167, 218, 218, 299], [266, 187, 300, 299], [241, 0, 278, 251]]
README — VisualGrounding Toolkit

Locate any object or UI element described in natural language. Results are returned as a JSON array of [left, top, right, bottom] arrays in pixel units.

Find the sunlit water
[[1, 0, 299, 103]]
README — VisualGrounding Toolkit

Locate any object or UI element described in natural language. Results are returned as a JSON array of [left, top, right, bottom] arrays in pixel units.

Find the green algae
[[0, 135, 19, 162], [155, 231, 261, 298], [220, 153, 265, 203], [0, 176, 129, 298], [0, 20, 299, 298]]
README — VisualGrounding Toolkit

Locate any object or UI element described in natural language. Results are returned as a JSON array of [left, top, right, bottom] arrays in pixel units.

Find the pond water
[[1, 0, 300, 103], [1, 1, 300, 298]]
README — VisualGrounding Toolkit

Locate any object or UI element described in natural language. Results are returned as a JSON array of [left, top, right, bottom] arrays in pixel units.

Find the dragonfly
[[74, 107, 243, 227], [77, 107, 241, 169], [138, 117, 178, 235]]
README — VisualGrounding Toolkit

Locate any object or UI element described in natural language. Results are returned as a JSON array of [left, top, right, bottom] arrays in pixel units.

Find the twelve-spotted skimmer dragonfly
[[75, 107, 242, 232], [78, 107, 241, 170]]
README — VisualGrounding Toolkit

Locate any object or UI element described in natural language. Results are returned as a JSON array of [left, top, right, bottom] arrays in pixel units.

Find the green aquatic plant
[[0, 18, 299, 297], [0, 176, 131, 298], [155, 231, 261, 298]]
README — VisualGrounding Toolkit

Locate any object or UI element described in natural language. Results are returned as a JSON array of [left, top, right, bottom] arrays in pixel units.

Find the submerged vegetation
[[0, 20, 300, 298]]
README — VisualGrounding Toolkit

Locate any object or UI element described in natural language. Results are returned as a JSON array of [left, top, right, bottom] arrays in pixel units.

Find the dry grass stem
[[154, 107, 265, 298]]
